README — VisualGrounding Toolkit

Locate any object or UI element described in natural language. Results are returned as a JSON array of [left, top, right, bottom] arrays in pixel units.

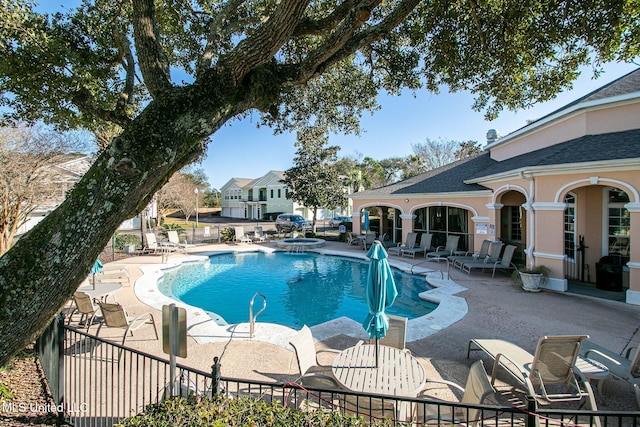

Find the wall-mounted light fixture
[[405, 199, 409, 203]]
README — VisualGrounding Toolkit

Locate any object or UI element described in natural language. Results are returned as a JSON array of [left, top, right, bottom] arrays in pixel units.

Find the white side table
[[575, 356, 610, 399]]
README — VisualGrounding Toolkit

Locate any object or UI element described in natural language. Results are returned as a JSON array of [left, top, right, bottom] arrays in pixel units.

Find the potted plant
[[511, 265, 550, 292]]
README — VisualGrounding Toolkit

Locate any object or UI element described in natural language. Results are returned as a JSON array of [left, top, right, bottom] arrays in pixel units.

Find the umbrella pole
[[375, 336, 379, 368]]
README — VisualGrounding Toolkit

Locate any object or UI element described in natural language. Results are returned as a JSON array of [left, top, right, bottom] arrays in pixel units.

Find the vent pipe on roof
[[486, 129, 499, 145]]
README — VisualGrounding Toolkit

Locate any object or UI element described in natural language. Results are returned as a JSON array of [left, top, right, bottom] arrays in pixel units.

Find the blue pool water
[[159, 251, 437, 329]]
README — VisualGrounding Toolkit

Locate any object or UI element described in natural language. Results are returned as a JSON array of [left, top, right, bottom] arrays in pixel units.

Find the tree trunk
[[0, 73, 273, 364]]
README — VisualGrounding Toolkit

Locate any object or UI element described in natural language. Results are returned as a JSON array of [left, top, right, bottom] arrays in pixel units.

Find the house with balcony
[[220, 170, 351, 220], [220, 170, 306, 220], [350, 68, 640, 305]]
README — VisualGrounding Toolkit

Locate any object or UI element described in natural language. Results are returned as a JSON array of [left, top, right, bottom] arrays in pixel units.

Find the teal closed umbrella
[[90, 259, 103, 290], [362, 241, 398, 367], [363, 210, 370, 232]]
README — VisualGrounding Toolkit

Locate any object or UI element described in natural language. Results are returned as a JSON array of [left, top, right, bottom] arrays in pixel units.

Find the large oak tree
[[0, 0, 638, 365]]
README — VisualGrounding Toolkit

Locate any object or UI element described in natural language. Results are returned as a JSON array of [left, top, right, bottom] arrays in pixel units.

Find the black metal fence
[[37, 318, 640, 426]]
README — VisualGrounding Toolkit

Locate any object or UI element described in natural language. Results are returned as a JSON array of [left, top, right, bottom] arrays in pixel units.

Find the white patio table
[[77, 281, 122, 301], [332, 343, 426, 420]]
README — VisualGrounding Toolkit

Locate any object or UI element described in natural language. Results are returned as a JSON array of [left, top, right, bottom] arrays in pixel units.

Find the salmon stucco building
[[350, 68, 640, 304]]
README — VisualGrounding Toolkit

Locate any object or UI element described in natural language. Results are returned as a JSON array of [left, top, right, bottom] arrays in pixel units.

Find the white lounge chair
[[413, 360, 495, 427], [233, 226, 252, 244], [167, 230, 194, 253], [387, 232, 418, 256], [95, 264, 131, 287], [452, 240, 504, 270], [580, 340, 640, 407], [448, 239, 491, 269], [253, 226, 269, 242], [426, 235, 460, 262], [467, 335, 599, 411], [143, 232, 177, 254], [461, 244, 516, 277], [401, 233, 433, 259]]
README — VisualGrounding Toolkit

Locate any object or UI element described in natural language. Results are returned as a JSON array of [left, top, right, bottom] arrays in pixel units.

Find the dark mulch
[[0, 346, 60, 426]]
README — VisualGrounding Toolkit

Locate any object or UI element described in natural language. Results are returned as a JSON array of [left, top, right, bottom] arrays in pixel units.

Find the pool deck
[[86, 239, 640, 411]]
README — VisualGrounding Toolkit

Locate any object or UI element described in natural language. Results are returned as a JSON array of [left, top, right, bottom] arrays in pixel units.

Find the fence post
[[525, 395, 538, 427], [211, 356, 221, 396], [36, 314, 65, 422]]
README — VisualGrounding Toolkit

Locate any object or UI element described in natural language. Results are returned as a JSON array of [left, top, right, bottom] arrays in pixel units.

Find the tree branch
[[466, 0, 493, 55], [197, 0, 248, 76], [300, 1, 381, 79], [292, 0, 357, 37], [287, 0, 423, 85], [72, 87, 132, 128], [113, 30, 136, 117], [219, 1, 312, 83], [132, 0, 172, 97]]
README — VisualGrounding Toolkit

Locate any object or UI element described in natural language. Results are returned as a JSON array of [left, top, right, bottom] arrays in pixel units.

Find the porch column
[[470, 216, 491, 253], [531, 202, 567, 292], [625, 203, 640, 305], [352, 212, 362, 235], [399, 214, 416, 244]]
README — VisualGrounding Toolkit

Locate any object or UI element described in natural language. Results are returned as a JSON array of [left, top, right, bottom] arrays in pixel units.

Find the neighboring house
[[220, 170, 350, 220], [18, 154, 156, 235], [350, 68, 640, 305]]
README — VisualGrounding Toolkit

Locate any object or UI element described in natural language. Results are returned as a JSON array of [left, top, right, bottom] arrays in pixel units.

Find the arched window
[[606, 187, 630, 256], [564, 192, 576, 260]]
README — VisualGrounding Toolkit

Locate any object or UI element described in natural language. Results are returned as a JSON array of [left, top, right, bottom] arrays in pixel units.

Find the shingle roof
[[355, 68, 640, 197], [500, 68, 640, 138], [470, 128, 640, 180], [354, 153, 497, 195], [355, 128, 640, 196]]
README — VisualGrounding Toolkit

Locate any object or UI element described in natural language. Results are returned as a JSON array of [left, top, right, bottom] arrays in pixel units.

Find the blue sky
[[205, 61, 639, 189], [32, 2, 639, 190]]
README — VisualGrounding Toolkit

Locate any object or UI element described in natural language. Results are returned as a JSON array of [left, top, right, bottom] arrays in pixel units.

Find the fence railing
[[37, 318, 640, 427]]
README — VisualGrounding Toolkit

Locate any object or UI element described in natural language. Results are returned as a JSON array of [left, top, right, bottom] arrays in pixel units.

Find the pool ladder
[[249, 292, 267, 338]]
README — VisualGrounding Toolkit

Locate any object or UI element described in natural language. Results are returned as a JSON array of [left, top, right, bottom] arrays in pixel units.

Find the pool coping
[[134, 246, 468, 349]]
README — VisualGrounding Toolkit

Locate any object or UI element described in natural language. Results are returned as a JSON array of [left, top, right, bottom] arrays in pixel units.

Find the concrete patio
[[82, 237, 640, 412]]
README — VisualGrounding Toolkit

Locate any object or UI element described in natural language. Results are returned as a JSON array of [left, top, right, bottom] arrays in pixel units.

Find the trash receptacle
[[595, 255, 626, 291]]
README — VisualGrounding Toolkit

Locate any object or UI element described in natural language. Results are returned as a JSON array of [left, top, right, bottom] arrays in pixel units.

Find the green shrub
[[115, 395, 394, 427], [113, 233, 141, 250], [220, 227, 235, 242]]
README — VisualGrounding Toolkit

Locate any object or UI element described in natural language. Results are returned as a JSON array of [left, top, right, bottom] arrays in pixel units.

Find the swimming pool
[[159, 251, 438, 329]]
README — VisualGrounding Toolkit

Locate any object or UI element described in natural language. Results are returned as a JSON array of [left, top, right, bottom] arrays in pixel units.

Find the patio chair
[[460, 244, 516, 277], [378, 314, 409, 352], [579, 340, 640, 407], [426, 235, 460, 262], [96, 302, 159, 348], [253, 226, 268, 242], [467, 335, 599, 410], [143, 232, 177, 255], [346, 232, 359, 246], [452, 240, 504, 271], [95, 264, 131, 287], [289, 325, 341, 388], [167, 230, 193, 253], [387, 232, 418, 256], [68, 291, 100, 332], [413, 360, 495, 427], [362, 232, 376, 250], [448, 239, 491, 269], [402, 233, 433, 259], [233, 226, 252, 244]]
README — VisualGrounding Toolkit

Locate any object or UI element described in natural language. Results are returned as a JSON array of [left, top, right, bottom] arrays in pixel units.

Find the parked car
[[275, 214, 312, 233], [329, 216, 353, 227]]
